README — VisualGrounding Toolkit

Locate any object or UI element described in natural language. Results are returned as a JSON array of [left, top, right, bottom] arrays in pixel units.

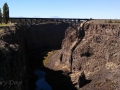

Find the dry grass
[[89, 20, 120, 24], [94, 79, 115, 90], [43, 50, 57, 66], [0, 23, 11, 26], [105, 20, 120, 23]]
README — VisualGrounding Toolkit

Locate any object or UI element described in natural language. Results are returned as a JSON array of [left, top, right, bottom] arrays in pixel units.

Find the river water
[[34, 69, 52, 90]]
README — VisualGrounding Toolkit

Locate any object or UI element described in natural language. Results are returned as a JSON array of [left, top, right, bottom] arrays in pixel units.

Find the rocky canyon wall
[[0, 22, 70, 90], [50, 22, 120, 90], [1, 21, 120, 90]]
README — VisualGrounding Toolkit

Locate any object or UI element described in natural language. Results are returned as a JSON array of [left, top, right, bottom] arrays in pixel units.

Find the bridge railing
[[8, 17, 91, 25]]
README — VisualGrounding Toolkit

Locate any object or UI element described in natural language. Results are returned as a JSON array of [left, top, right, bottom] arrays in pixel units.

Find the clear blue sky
[[0, 0, 119, 19]]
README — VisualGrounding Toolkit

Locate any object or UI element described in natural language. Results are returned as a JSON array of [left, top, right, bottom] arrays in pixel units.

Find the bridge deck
[[7, 17, 120, 25], [9, 17, 90, 20], [8, 17, 91, 25]]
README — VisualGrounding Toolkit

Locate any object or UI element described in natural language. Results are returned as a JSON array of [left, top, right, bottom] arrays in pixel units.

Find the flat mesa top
[[87, 20, 120, 24]]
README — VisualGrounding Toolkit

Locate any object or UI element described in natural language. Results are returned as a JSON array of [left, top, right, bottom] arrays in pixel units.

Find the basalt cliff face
[[0, 26, 25, 90], [0, 21, 120, 90], [47, 22, 120, 90], [60, 22, 120, 71], [0, 23, 72, 90]]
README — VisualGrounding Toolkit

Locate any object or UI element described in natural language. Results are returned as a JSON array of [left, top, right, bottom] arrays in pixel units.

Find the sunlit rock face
[[1, 21, 120, 90], [34, 70, 52, 90], [47, 22, 120, 90]]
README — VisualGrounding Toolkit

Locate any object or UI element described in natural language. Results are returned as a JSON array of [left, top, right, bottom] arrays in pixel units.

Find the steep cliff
[[0, 23, 72, 90], [0, 26, 26, 90], [47, 22, 120, 90], [1, 21, 120, 90]]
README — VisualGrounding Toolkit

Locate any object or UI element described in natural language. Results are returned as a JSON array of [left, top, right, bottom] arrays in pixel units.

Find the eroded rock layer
[[48, 23, 120, 90], [0, 21, 120, 90]]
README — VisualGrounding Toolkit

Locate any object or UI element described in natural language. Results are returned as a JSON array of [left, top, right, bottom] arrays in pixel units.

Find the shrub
[[108, 19, 113, 23]]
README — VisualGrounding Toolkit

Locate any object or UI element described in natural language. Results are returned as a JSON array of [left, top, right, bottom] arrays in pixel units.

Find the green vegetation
[[105, 19, 120, 23], [108, 19, 113, 23], [2, 2, 9, 24], [114, 21, 120, 23], [0, 8, 2, 24], [0, 2, 10, 25]]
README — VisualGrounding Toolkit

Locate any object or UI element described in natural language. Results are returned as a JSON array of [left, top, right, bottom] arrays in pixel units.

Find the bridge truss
[[9, 17, 92, 25]]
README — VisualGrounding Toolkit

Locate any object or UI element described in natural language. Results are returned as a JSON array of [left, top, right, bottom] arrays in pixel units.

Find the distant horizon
[[0, 0, 120, 19]]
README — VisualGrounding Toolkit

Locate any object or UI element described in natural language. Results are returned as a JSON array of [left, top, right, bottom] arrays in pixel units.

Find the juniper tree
[[0, 8, 2, 24], [3, 2, 9, 24]]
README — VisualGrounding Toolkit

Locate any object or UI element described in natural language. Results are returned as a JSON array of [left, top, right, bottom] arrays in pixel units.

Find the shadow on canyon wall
[[15, 23, 78, 90], [24, 23, 77, 90], [78, 71, 92, 88], [0, 22, 93, 90], [29, 53, 78, 90]]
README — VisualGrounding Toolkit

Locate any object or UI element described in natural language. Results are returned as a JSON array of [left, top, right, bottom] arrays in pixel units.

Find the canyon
[[0, 20, 120, 90]]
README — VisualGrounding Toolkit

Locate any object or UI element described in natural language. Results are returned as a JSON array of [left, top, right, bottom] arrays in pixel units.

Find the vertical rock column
[[60, 20, 89, 72]]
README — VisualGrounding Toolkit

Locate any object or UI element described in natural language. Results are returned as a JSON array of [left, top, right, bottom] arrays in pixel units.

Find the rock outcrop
[[78, 71, 86, 88], [0, 23, 71, 90], [60, 20, 89, 72], [47, 22, 120, 90], [0, 26, 26, 90], [1, 21, 120, 90]]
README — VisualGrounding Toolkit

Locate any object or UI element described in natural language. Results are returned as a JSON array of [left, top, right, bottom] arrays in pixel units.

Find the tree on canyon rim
[[0, 8, 2, 24], [2, 2, 9, 24]]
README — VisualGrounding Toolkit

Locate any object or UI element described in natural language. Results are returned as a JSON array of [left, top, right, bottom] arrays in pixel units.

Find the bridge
[[8, 17, 120, 26], [9, 17, 92, 25]]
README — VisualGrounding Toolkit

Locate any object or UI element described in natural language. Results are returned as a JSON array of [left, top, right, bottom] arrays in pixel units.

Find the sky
[[0, 0, 119, 19]]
